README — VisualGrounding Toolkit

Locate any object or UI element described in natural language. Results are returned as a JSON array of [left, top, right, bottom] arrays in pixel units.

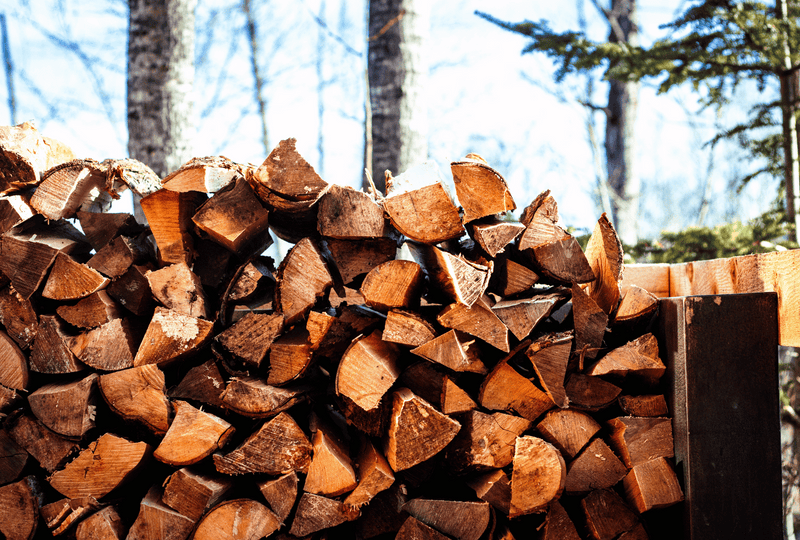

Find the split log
[[28, 373, 98, 437], [220, 377, 307, 418], [587, 333, 665, 386], [572, 282, 608, 360], [169, 358, 227, 409], [224, 258, 274, 304], [5, 413, 79, 473], [382, 162, 464, 244], [403, 498, 491, 540], [31, 159, 108, 219], [193, 238, 235, 290], [470, 219, 525, 257], [583, 214, 624, 314], [491, 292, 566, 341], [0, 217, 90, 299], [99, 365, 170, 434], [276, 237, 333, 325], [396, 517, 451, 540], [540, 500, 581, 540], [530, 236, 595, 284], [614, 285, 658, 325], [325, 237, 397, 285], [536, 408, 601, 459], [75, 506, 123, 540], [0, 384, 22, 416], [0, 329, 28, 389], [355, 482, 408, 538], [518, 190, 567, 249], [0, 428, 28, 484], [42, 252, 109, 301], [153, 400, 235, 467], [257, 471, 297, 523], [479, 353, 553, 422], [0, 285, 38, 348], [107, 264, 154, 316], [251, 138, 328, 202], [329, 286, 365, 308], [126, 485, 195, 540], [581, 489, 640, 540], [565, 373, 622, 412], [622, 457, 684, 513], [304, 421, 358, 497], [69, 318, 137, 371], [48, 433, 151, 499], [145, 262, 208, 318], [564, 438, 628, 494], [399, 361, 477, 415], [383, 309, 436, 347], [618, 394, 669, 417], [41, 496, 100, 536], [343, 438, 394, 515], [336, 330, 400, 412], [407, 243, 491, 307], [0, 194, 35, 234], [31, 314, 84, 375], [192, 176, 272, 258], [289, 493, 348, 537], [466, 469, 511, 514], [489, 256, 539, 297], [318, 184, 389, 238], [162, 468, 233, 522], [162, 155, 241, 193], [0, 121, 75, 193], [133, 308, 214, 367], [607, 416, 674, 468], [140, 189, 206, 265], [451, 155, 516, 223], [360, 260, 423, 311], [213, 412, 312, 475], [56, 291, 122, 329], [213, 312, 283, 369], [527, 334, 573, 408], [267, 326, 314, 385], [76, 211, 143, 251], [437, 296, 509, 352], [0, 476, 42, 540], [444, 410, 531, 473], [383, 388, 461, 472], [192, 499, 280, 540], [509, 436, 566, 518], [411, 329, 487, 374]]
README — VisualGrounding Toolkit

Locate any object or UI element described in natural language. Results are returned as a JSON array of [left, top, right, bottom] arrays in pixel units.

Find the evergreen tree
[[478, 1, 800, 242]]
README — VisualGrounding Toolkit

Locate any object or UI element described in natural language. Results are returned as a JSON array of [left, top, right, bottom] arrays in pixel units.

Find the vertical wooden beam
[[658, 293, 781, 540]]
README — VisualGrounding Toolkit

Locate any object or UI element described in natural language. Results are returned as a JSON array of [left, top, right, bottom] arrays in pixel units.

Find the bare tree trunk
[[779, 0, 800, 243], [604, 0, 639, 245], [0, 13, 15, 125], [365, 0, 429, 194], [128, 0, 196, 221], [243, 0, 269, 157], [317, 0, 326, 179]]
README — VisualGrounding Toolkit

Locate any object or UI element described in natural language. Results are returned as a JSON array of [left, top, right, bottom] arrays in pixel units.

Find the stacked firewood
[[0, 123, 682, 540]]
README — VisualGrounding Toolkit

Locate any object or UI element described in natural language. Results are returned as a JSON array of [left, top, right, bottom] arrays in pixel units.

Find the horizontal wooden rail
[[622, 250, 800, 347]]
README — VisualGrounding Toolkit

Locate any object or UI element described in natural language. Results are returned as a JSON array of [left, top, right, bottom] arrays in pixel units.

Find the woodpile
[[0, 122, 683, 539]]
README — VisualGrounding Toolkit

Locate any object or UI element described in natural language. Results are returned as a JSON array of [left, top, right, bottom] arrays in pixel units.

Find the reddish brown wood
[[257, 471, 297, 524], [317, 184, 389, 239], [192, 498, 280, 540], [76, 211, 143, 251], [581, 489, 640, 540], [479, 356, 553, 422], [509, 436, 566, 518], [336, 330, 400, 412], [31, 158, 108, 219], [565, 373, 622, 412], [587, 333, 665, 386], [276, 237, 333, 325], [622, 457, 684, 513], [451, 156, 516, 224], [0, 475, 42, 540], [169, 358, 227, 409], [565, 438, 628, 494], [214, 312, 283, 369], [69, 318, 137, 371], [444, 410, 531, 474], [536, 408, 602, 459], [126, 485, 196, 540], [0, 285, 38, 349], [75, 506, 124, 540], [41, 496, 100, 536], [57, 291, 122, 329], [140, 189, 206, 265], [87, 234, 150, 279], [325, 237, 397, 285], [134, 308, 214, 367], [403, 498, 491, 540], [106, 264, 154, 316], [154, 400, 235, 467], [220, 377, 307, 418], [146, 262, 208, 318], [304, 421, 358, 497], [360, 260, 423, 311], [527, 334, 572, 408], [162, 468, 233, 523], [411, 329, 487, 374], [583, 214, 624, 314], [0, 329, 28, 389], [267, 326, 314, 386], [6, 413, 79, 473], [383, 309, 436, 347], [28, 373, 98, 437], [289, 493, 347, 537], [162, 155, 242, 193], [437, 296, 510, 352], [618, 394, 669, 417], [0, 122, 74, 193], [607, 416, 674, 468]]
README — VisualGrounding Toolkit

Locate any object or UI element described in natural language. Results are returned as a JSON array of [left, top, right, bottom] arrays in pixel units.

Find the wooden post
[[657, 293, 781, 540]]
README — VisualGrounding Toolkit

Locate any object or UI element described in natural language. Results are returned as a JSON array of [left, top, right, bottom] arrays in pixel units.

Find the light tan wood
[[360, 260, 423, 311], [257, 471, 297, 523], [31, 159, 109, 219], [383, 309, 436, 347], [266, 326, 313, 385], [162, 468, 233, 522], [583, 214, 624, 314], [411, 329, 487, 374], [0, 476, 42, 540], [28, 373, 98, 437], [518, 190, 569, 250], [162, 155, 242, 193], [251, 138, 328, 201], [213, 412, 312, 475], [69, 318, 137, 371], [407, 243, 491, 307], [304, 423, 358, 497], [48, 433, 151, 499], [336, 329, 400, 412], [146, 262, 208, 318], [437, 296, 510, 352], [0, 329, 28, 389], [383, 388, 461, 472], [220, 376, 306, 418], [470, 219, 525, 257], [0, 122, 74, 194], [56, 290, 122, 329], [0, 194, 34, 235], [276, 237, 333, 325], [536, 408, 601, 459], [444, 410, 531, 473], [42, 252, 109, 300], [317, 184, 389, 238], [75, 506, 123, 540], [134, 307, 214, 367], [192, 176, 273, 257], [383, 183, 464, 244], [154, 400, 235, 466], [510, 436, 566, 518], [451, 156, 516, 224], [565, 437, 628, 494], [479, 356, 553, 422], [126, 485, 195, 540], [527, 334, 572, 408], [607, 416, 674, 468], [614, 284, 658, 324], [402, 498, 491, 540], [622, 457, 684, 513], [343, 437, 395, 514], [193, 499, 281, 540], [587, 333, 665, 385]]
